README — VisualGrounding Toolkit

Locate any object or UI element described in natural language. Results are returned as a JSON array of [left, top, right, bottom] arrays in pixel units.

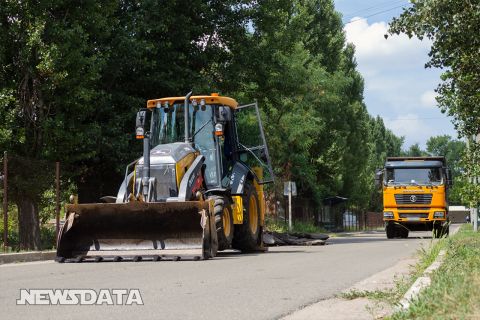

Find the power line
[[343, 0, 407, 20], [343, 4, 412, 26], [385, 117, 449, 121]]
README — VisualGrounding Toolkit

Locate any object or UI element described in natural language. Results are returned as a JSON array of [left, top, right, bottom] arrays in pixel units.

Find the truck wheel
[[232, 182, 261, 252], [209, 196, 234, 251], [386, 223, 396, 239], [400, 227, 409, 238], [434, 223, 449, 238], [433, 223, 443, 238]]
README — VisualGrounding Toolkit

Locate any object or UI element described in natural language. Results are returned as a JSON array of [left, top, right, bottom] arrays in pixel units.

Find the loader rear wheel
[[210, 196, 234, 251], [232, 182, 260, 252]]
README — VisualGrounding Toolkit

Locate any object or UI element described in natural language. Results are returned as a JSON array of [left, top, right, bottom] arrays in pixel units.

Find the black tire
[[433, 223, 449, 238], [232, 182, 261, 252], [433, 223, 442, 238], [209, 195, 234, 251], [396, 225, 409, 238], [386, 223, 396, 239]]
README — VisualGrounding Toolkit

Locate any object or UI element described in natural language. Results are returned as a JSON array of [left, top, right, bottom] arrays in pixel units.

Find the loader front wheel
[[210, 196, 234, 251], [232, 182, 260, 252]]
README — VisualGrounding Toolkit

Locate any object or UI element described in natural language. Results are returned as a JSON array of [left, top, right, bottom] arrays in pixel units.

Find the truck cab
[[376, 157, 452, 238]]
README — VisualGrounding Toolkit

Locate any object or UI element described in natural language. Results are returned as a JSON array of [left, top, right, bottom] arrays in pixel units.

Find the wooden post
[[3, 151, 8, 251], [55, 161, 60, 241]]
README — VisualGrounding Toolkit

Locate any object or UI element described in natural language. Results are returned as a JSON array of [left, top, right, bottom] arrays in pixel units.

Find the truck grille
[[399, 213, 429, 219], [395, 194, 432, 205], [136, 164, 177, 200]]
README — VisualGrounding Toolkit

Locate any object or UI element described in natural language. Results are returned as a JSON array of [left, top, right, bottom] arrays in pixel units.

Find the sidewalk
[[0, 251, 55, 264]]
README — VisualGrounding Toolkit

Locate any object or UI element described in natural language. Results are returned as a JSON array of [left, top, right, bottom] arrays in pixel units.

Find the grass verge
[[389, 224, 480, 320], [340, 228, 449, 306]]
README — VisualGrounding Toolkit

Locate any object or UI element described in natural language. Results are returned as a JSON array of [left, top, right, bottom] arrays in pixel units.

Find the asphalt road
[[0, 230, 438, 320]]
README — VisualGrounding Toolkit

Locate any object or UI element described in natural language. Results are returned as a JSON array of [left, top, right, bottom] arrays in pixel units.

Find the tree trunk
[[17, 197, 41, 250]]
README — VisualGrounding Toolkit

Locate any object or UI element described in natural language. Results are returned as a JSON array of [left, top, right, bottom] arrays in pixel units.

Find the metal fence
[[270, 196, 384, 232]]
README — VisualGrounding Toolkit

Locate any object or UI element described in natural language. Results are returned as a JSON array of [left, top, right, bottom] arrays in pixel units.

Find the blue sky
[[333, 0, 458, 149]]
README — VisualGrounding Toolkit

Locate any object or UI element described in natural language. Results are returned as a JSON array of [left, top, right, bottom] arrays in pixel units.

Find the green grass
[[0, 225, 56, 252], [388, 224, 480, 320], [265, 219, 328, 234]]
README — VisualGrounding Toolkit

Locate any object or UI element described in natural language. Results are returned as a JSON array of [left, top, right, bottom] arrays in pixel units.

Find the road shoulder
[[282, 256, 417, 320]]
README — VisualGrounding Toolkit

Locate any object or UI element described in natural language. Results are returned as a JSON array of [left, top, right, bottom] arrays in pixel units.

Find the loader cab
[[145, 94, 274, 192], [148, 100, 233, 188]]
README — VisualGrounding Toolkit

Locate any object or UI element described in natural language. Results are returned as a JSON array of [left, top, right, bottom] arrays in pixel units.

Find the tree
[[426, 135, 466, 204], [403, 143, 428, 157], [0, 1, 118, 249], [426, 135, 465, 175]]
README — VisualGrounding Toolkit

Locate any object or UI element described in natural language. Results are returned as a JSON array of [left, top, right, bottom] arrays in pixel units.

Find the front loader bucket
[[56, 201, 217, 262]]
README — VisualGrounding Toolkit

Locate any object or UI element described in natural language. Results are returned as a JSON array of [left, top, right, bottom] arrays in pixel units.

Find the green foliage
[[217, 0, 403, 210], [265, 218, 327, 234], [390, 224, 480, 320], [0, 0, 409, 246], [402, 143, 429, 157]]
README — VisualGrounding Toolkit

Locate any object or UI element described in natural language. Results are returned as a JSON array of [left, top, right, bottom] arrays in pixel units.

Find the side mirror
[[446, 168, 453, 187], [374, 169, 383, 188], [216, 106, 232, 123], [136, 109, 147, 139]]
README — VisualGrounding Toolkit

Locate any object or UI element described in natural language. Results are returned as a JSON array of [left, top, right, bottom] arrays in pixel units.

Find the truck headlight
[[434, 211, 445, 218], [383, 212, 394, 219]]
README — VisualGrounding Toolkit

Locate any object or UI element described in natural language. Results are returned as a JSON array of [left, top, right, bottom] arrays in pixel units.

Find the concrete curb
[[398, 250, 445, 309], [398, 224, 460, 310], [0, 251, 56, 264]]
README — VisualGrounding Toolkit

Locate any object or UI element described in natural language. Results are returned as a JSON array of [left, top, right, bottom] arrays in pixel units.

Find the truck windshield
[[386, 168, 443, 186], [150, 104, 219, 186], [150, 104, 214, 146]]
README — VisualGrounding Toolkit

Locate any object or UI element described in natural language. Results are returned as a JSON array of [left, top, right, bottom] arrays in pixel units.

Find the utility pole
[[3, 151, 8, 251], [288, 182, 292, 232], [55, 162, 60, 240], [467, 135, 479, 232]]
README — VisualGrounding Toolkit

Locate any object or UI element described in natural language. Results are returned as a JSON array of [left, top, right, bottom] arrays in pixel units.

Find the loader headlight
[[383, 212, 394, 219], [215, 123, 224, 136], [136, 127, 145, 139], [434, 211, 445, 218]]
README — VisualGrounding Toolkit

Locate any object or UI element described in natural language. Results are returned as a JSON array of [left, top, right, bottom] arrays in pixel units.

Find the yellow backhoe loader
[[56, 93, 273, 262]]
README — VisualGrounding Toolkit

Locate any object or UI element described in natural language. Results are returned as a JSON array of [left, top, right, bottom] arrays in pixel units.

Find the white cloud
[[384, 114, 435, 144], [420, 90, 438, 108], [343, 17, 456, 149], [344, 18, 431, 66]]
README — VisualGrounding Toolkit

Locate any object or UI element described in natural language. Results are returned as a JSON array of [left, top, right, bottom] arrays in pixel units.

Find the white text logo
[[16, 289, 144, 305]]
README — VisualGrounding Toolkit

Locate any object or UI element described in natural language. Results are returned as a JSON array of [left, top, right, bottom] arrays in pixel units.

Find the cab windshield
[[385, 167, 443, 186], [150, 103, 219, 185]]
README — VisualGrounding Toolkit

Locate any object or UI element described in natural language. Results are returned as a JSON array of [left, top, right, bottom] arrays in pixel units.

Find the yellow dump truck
[[375, 157, 452, 238]]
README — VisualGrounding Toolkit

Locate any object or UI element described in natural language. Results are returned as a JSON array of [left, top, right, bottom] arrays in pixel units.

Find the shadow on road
[[329, 235, 433, 245], [216, 249, 307, 259]]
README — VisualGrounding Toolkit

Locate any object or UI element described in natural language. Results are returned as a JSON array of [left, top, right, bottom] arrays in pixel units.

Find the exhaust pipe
[[184, 90, 193, 143], [142, 135, 150, 200]]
